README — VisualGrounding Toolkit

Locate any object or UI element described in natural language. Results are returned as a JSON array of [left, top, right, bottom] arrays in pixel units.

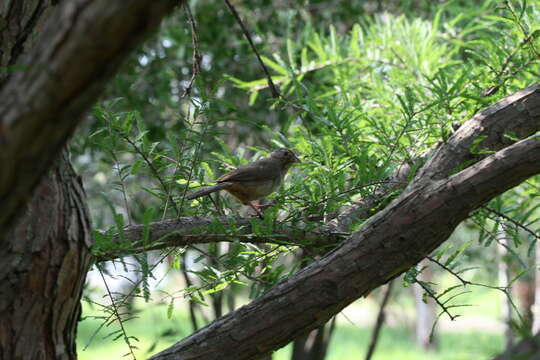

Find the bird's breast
[[224, 179, 279, 204]]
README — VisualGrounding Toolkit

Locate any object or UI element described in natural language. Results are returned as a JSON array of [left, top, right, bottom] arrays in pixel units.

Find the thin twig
[[311, 181, 406, 207], [177, 101, 213, 217], [106, 117, 132, 225], [162, 140, 183, 220], [426, 256, 470, 286], [427, 242, 527, 327], [182, 1, 202, 98], [180, 252, 200, 331], [122, 134, 180, 215], [98, 266, 137, 360], [84, 249, 177, 350], [504, 0, 540, 58], [189, 244, 273, 285], [417, 280, 457, 321], [248, 58, 357, 91], [483, 206, 540, 241], [223, 0, 280, 98], [208, 193, 225, 217]]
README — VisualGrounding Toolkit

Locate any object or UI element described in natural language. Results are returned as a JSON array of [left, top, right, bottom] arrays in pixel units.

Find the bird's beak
[[292, 153, 301, 163]]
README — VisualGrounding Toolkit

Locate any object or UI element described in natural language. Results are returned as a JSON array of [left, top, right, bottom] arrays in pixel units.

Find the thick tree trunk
[[1, 3, 93, 358], [0, 154, 92, 360]]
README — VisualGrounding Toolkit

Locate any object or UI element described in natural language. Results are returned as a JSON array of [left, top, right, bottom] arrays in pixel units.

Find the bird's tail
[[186, 183, 232, 200]]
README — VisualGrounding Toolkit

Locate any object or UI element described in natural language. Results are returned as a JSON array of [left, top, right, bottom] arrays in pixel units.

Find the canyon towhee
[[187, 148, 300, 216]]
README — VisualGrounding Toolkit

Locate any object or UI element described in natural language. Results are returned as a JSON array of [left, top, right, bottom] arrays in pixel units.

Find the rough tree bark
[[0, 1, 177, 359], [149, 133, 540, 357], [0, 154, 92, 359]]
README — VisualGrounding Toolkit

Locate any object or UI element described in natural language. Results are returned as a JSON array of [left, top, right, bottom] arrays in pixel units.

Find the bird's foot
[[248, 202, 268, 219]]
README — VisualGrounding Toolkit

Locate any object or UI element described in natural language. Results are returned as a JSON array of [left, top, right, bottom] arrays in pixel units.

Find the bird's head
[[270, 148, 300, 169]]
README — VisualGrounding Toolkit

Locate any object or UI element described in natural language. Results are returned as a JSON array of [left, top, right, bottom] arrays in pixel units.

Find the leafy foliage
[[73, 0, 540, 357]]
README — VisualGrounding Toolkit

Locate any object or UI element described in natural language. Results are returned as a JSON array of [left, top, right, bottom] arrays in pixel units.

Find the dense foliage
[[74, 0, 540, 357]]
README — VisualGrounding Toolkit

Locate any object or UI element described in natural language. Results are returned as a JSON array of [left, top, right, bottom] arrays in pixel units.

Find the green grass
[[77, 301, 503, 360], [317, 326, 503, 360], [77, 301, 194, 359]]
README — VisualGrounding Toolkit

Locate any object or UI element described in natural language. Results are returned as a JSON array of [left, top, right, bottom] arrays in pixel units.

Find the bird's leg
[[248, 202, 264, 219]]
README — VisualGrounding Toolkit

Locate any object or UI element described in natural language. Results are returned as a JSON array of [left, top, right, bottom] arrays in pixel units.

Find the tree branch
[[415, 82, 540, 181], [149, 134, 540, 358], [95, 216, 348, 262], [223, 0, 280, 98], [0, 0, 179, 240], [331, 84, 540, 233], [483, 206, 540, 241], [94, 84, 540, 264]]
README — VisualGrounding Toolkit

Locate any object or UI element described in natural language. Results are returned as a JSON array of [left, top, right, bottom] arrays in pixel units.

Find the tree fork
[[150, 135, 540, 359]]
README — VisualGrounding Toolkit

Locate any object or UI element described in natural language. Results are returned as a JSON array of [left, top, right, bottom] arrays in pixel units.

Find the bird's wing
[[187, 183, 233, 200], [217, 158, 279, 183]]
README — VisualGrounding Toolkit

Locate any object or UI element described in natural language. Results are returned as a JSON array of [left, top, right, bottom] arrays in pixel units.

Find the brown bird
[[187, 148, 300, 216]]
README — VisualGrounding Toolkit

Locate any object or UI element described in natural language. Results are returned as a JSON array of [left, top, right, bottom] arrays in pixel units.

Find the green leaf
[[444, 240, 472, 267], [167, 298, 174, 319], [261, 55, 288, 76]]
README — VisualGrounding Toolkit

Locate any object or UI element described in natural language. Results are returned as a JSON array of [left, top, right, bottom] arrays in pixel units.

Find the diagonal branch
[[223, 0, 280, 98], [333, 83, 540, 232], [415, 82, 540, 182], [95, 216, 348, 262], [149, 131, 540, 359], [483, 206, 540, 241], [96, 83, 540, 263]]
